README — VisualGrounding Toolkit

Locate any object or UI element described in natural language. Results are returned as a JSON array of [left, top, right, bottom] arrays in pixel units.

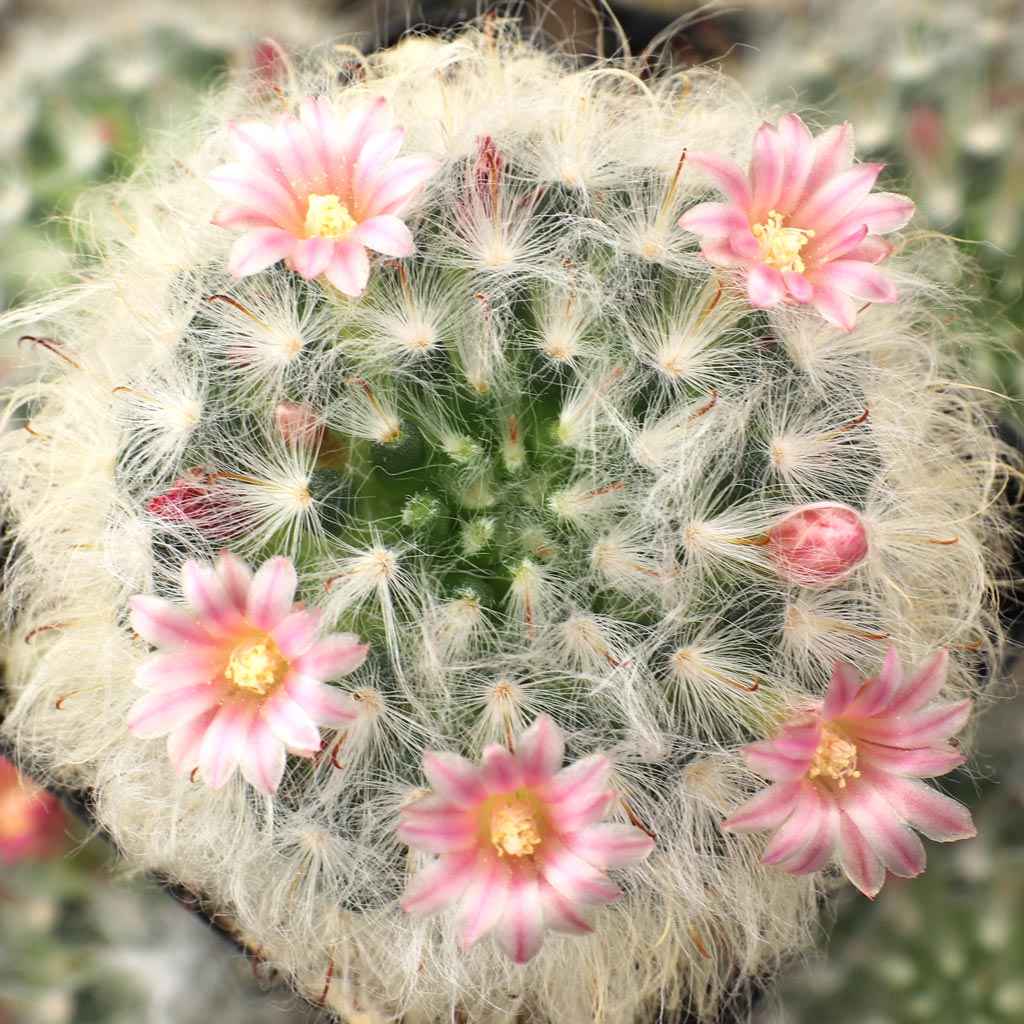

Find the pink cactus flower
[[677, 114, 915, 331], [127, 552, 368, 795], [722, 648, 975, 897], [768, 501, 869, 588], [208, 96, 439, 297], [0, 756, 69, 864], [398, 714, 655, 963]]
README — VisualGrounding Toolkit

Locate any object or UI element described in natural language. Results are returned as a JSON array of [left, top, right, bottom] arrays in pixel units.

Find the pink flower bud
[[145, 468, 245, 540], [768, 501, 868, 588], [274, 402, 325, 451]]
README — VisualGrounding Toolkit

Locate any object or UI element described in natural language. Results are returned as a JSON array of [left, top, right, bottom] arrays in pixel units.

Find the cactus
[[0, 22, 1013, 1024]]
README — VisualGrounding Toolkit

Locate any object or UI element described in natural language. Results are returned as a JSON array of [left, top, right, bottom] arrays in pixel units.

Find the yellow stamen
[[752, 210, 814, 274], [490, 794, 542, 857], [304, 194, 358, 239], [808, 724, 861, 789], [225, 636, 287, 696]]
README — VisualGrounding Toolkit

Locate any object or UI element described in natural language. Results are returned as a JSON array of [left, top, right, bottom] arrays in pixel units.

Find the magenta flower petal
[[261, 689, 321, 754], [724, 647, 974, 897], [238, 717, 288, 795], [398, 717, 653, 963], [687, 151, 753, 208], [127, 684, 223, 739], [349, 215, 415, 257], [292, 634, 369, 681], [494, 874, 545, 964], [210, 96, 436, 295], [128, 553, 367, 795], [837, 812, 885, 897], [228, 227, 298, 277], [678, 114, 910, 328]]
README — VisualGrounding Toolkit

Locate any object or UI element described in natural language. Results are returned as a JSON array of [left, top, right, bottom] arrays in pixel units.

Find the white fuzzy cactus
[[0, 22, 1014, 1024]]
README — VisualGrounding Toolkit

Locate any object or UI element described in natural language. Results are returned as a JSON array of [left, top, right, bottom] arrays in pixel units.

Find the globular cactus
[[0, 22, 1013, 1024]]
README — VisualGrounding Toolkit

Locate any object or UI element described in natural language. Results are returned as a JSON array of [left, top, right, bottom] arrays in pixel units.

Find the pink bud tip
[[274, 403, 325, 450], [768, 501, 868, 588]]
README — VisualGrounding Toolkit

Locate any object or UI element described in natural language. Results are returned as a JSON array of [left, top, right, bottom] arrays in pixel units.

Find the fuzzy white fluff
[[0, 21, 1014, 1024]]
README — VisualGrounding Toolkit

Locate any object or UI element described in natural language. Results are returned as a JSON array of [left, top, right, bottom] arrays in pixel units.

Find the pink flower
[[0, 756, 69, 864], [208, 96, 439, 297], [677, 114, 915, 331], [127, 552, 368, 795], [398, 715, 655, 963], [768, 501, 869, 588], [722, 648, 975, 897]]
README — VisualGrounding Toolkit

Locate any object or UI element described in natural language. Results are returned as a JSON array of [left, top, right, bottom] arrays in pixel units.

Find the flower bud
[[274, 402, 326, 451], [0, 756, 68, 864], [768, 501, 868, 587]]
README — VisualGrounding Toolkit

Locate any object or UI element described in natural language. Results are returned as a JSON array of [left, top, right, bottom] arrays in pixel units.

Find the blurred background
[[1, 1, 1021, 1022]]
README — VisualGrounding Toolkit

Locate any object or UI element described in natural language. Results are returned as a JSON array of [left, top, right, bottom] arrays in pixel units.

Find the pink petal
[[869, 773, 976, 842], [130, 595, 210, 649], [722, 780, 802, 833], [802, 122, 855, 202], [401, 849, 477, 916], [742, 723, 820, 782], [550, 789, 616, 831], [396, 802, 477, 854], [774, 113, 818, 215], [292, 634, 369, 680], [853, 700, 972, 748], [804, 220, 869, 265], [823, 660, 862, 719], [837, 811, 885, 897], [809, 283, 858, 332], [127, 684, 223, 739], [539, 839, 621, 906], [422, 751, 487, 807], [539, 879, 596, 935], [847, 647, 904, 718], [747, 262, 786, 308], [351, 126, 406, 211], [729, 231, 762, 260], [885, 650, 949, 717], [686, 151, 753, 209], [323, 239, 370, 297], [260, 689, 321, 754], [539, 753, 611, 812], [283, 674, 357, 728], [181, 559, 245, 636], [228, 227, 297, 278], [566, 823, 655, 869], [227, 121, 283, 182], [853, 191, 915, 233], [811, 260, 897, 303], [212, 203, 273, 230], [699, 237, 753, 268], [844, 235, 893, 264], [677, 202, 751, 237], [791, 162, 884, 234], [215, 552, 253, 612], [299, 97, 347, 184], [238, 717, 287, 795], [365, 155, 439, 217], [349, 215, 415, 257], [781, 790, 839, 874], [166, 707, 217, 775], [839, 779, 926, 878], [270, 608, 324, 660], [290, 236, 336, 280], [856, 739, 963, 778], [480, 744, 524, 794], [245, 555, 297, 631], [516, 714, 565, 786], [761, 784, 822, 867], [494, 873, 544, 963], [782, 270, 813, 303], [135, 651, 218, 692], [207, 164, 300, 225], [749, 122, 785, 223], [338, 97, 393, 167], [272, 113, 327, 195], [197, 701, 254, 789], [456, 857, 510, 949]]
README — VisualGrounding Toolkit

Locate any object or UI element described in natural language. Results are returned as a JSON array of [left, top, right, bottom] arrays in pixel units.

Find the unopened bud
[[768, 501, 868, 588]]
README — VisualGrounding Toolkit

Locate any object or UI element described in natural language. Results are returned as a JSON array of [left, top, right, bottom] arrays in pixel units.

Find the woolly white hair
[[0, 20, 1014, 1024]]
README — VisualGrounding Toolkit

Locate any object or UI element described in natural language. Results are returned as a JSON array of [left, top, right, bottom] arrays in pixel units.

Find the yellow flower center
[[304, 193, 358, 239], [752, 209, 815, 274], [489, 793, 542, 857], [808, 724, 861, 789], [225, 636, 287, 696]]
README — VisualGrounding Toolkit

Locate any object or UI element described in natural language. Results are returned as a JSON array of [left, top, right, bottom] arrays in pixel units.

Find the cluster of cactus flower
[[0, 24, 1011, 1024]]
